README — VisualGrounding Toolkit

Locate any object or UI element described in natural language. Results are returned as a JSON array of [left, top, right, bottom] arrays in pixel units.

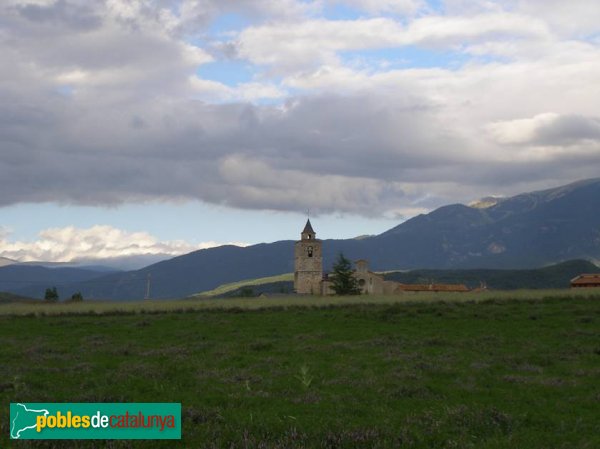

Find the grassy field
[[1, 288, 599, 316], [1, 291, 599, 448]]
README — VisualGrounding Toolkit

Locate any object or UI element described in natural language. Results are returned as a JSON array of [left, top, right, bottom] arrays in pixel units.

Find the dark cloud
[[16, 0, 102, 31], [0, 85, 459, 213], [2, 86, 598, 215], [1, 1, 599, 217], [535, 114, 600, 146]]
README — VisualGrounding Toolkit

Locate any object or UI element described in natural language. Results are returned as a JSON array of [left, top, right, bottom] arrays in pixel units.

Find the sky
[[1, 0, 600, 264]]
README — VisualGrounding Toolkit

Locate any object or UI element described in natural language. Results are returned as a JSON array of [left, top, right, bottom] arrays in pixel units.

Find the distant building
[[351, 259, 410, 295], [320, 258, 399, 295], [397, 283, 470, 293], [293, 220, 470, 295], [353, 259, 388, 294], [570, 274, 600, 288]]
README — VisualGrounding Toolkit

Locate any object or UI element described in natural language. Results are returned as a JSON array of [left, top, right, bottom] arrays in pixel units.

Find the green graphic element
[[9, 403, 181, 440], [10, 403, 50, 439]]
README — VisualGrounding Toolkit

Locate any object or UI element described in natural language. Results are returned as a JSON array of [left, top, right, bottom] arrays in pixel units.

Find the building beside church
[[570, 274, 600, 288], [293, 220, 470, 295]]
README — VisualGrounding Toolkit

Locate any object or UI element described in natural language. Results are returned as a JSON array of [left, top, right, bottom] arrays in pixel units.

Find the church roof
[[302, 219, 315, 234]]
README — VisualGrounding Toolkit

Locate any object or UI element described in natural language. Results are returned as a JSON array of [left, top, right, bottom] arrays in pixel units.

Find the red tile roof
[[571, 274, 600, 286]]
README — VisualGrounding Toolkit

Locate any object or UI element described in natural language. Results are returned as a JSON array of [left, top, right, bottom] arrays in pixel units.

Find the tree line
[[44, 287, 84, 302]]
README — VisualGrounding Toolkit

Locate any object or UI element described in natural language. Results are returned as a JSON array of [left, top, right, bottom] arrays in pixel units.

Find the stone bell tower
[[294, 219, 323, 295]]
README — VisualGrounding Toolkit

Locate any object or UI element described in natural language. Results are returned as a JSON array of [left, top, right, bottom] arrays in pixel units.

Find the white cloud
[[189, 76, 287, 101], [236, 18, 404, 70], [188, 76, 233, 101], [0, 226, 247, 263], [405, 12, 550, 46], [235, 12, 550, 72], [511, 0, 600, 36], [237, 82, 287, 101], [325, 0, 425, 15], [486, 113, 561, 145], [486, 113, 600, 148]]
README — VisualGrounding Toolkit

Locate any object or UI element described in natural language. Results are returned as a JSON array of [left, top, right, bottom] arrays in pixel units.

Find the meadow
[[1, 290, 599, 448], [1, 288, 598, 316]]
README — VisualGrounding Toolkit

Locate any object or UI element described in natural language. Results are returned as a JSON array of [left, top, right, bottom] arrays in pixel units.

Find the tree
[[330, 253, 361, 295], [69, 292, 83, 302], [44, 287, 59, 302]]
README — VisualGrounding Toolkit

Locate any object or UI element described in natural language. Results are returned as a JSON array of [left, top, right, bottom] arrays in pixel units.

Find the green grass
[[0, 288, 598, 316], [1, 292, 599, 448], [194, 273, 294, 297]]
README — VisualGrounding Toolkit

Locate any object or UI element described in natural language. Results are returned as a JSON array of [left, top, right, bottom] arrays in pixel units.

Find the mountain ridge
[[2, 177, 599, 299], [0, 257, 17, 268], [0, 265, 121, 299]]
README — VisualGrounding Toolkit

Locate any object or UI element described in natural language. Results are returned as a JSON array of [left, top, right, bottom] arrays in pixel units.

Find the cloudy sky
[[1, 0, 600, 264]]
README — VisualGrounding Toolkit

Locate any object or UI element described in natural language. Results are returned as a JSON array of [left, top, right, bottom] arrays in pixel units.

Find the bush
[[69, 292, 84, 302], [44, 287, 59, 302]]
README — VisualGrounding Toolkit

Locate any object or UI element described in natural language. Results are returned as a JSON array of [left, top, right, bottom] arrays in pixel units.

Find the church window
[[307, 246, 313, 257]]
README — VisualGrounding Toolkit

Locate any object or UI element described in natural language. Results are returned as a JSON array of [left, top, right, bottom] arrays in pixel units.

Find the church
[[293, 220, 470, 295], [293, 219, 401, 295]]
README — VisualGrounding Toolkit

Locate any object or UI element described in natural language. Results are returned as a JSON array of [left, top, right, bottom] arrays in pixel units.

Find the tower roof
[[302, 219, 315, 235]]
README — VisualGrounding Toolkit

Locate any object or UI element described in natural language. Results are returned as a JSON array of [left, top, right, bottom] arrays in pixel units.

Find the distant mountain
[[18, 261, 120, 272], [0, 265, 120, 299], [4, 178, 600, 300], [0, 257, 16, 268], [63, 242, 296, 300], [70, 254, 174, 271], [375, 177, 600, 269], [18, 253, 169, 271]]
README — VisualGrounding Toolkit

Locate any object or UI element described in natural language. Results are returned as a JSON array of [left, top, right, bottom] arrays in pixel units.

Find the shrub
[[69, 292, 84, 302], [44, 287, 59, 302]]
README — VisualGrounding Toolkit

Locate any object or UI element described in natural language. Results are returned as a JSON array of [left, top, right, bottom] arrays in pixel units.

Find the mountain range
[[1, 178, 599, 300], [0, 265, 120, 299]]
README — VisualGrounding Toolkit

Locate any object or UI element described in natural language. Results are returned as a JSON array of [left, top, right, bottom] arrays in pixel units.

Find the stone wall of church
[[295, 271, 323, 295], [294, 239, 323, 294], [294, 240, 322, 272], [354, 270, 386, 294]]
